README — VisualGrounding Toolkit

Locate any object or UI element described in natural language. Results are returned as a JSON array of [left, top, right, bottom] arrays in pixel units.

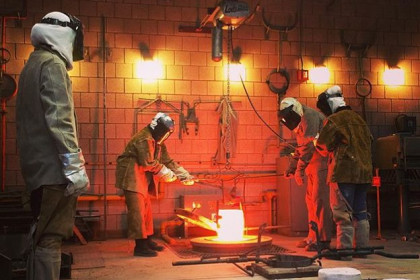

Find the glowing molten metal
[[216, 209, 245, 241]]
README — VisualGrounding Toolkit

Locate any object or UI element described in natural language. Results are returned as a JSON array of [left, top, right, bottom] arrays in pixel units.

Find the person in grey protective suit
[[116, 112, 195, 257], [16, 12, 89, 280], [278, 98, 333, 251], [315, 85, 373, 261]]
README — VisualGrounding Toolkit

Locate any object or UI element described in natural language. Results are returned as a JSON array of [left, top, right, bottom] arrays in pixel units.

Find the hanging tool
[[341, 29, 375, 121], [180, 101, 200, 137], [261, 8, 297, 97], [212, 26, 238, 169], [133, 96, 182, 135], [213, 96, 238, 168]]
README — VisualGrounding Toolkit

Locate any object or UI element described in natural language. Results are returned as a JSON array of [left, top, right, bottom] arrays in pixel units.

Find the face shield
[[278, 104, 302, 131], [40, 13, 84, 61], [316, 92, 333, 116], [316, 90, 343, 116], [149, 113, 175, 144]]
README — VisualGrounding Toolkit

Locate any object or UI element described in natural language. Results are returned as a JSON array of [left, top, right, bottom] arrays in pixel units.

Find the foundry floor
[[63, 230, 420, 280]]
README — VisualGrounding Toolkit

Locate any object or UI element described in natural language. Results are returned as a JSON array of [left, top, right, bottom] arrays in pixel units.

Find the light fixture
[[309, 65, 330, 84], [135, 59, 163, 81], [224, 63, 246, 82], [383, 67, 404, 86]]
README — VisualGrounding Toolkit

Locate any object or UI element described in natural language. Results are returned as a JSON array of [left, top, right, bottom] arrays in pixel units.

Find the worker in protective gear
[[278, 98, 333, 252], [116, 112, 195, 257], [315, 85, 373, 260], [16, 11, 88, 280]]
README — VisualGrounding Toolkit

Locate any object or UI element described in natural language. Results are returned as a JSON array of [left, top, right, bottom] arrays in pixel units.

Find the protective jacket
[[289, 105, 328, 174], [16, 47, 80, 192], [115, 126, 189, 196], [316, 107, 373, 184]]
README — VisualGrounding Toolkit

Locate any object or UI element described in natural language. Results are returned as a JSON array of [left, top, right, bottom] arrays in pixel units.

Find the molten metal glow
[[216, 209, 245, 241]]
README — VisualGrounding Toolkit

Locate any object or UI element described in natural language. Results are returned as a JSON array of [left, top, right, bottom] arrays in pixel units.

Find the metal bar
[[172, 256, 258, 266], [73, 225, 87, 245], [101, 15, 108, 240], [77, 195, 123, 201], [1, 16, 6, 192]]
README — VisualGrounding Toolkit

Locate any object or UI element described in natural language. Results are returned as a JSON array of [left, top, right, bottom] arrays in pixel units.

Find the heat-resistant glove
[[294, 169, 305, 186], [284, 155, 297, 179], [157, 165, 177, 183], [181, 176, 196, 186], [284, 168, 295, 179], [174, 166, 195, 186], [59, 149, 90, 197]]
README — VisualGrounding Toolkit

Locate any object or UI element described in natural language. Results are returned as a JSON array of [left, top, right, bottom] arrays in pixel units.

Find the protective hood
[[149, 112, 175, 144], [316, 85, 346, 116], [278, 97, 303, 130], [31, 11, 84, 70]]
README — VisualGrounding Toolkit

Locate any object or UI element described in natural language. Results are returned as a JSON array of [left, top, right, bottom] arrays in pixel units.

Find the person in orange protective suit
[[278, 97, 333, 251]]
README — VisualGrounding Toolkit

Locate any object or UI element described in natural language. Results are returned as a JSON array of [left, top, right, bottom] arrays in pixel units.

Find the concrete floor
[[63, 230, 420, 280]]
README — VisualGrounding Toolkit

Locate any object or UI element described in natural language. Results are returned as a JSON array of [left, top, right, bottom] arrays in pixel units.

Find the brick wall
[[2, 0, 420, 237]]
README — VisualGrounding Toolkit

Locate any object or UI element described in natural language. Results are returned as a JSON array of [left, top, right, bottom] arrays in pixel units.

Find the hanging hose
[[265, 31, 290, 96], [239, 76, 295, 150]]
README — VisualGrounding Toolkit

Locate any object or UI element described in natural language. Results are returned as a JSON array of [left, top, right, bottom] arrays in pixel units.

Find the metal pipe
[[78, 195, 123, 201], [245, 225, 288, 232], [101, 15, 108, 240], [191, 170, 276, 176], [1, 16, 6, 192], [211, 20, 223, 62]]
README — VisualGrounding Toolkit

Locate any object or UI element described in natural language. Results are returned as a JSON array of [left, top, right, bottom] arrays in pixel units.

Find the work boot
[[295, 239, 311, 248], [305, 241, 330, 252], [354, 219, 370, 248], [336, 225, 354, 261], [27, 246, 62, 280], [354, 219, 370, 258], [134, 239, 158, 257], [147, 236, 165, 251]]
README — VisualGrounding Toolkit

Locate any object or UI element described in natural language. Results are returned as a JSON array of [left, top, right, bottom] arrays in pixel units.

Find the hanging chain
[[225, 26, 233, 169]]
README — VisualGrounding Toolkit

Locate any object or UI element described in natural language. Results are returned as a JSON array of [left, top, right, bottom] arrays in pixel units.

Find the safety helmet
[[40, 12, 84, 61], [278, 97, 303, 131], [149, 112, 175, 144], [316, 85, 343, 116]]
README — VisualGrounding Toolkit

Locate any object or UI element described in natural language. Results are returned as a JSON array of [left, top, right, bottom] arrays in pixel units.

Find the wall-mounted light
[[135, 59, 163, 82], [224, 63, 246, 82], [383, 67, 404, 86], [309, 65, 330, 84]]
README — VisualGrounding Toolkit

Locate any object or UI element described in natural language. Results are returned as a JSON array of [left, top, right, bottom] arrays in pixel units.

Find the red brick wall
[[2, 0, 420, 237]]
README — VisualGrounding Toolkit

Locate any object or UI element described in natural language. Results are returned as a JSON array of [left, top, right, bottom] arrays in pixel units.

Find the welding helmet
[[40, 12, 84, 61], [278, 98, 303, 131], [316, 85, 343, 116], [149, 112, 175, 144]]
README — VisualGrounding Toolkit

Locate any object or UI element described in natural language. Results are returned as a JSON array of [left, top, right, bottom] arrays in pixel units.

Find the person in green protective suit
[[315, 85, 373, 261], [116, 112, 195, 257], [16, 11, 89, 280]]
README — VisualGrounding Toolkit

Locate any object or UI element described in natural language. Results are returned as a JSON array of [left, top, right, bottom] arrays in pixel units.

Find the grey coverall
[[289, 105, 332, 243]]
